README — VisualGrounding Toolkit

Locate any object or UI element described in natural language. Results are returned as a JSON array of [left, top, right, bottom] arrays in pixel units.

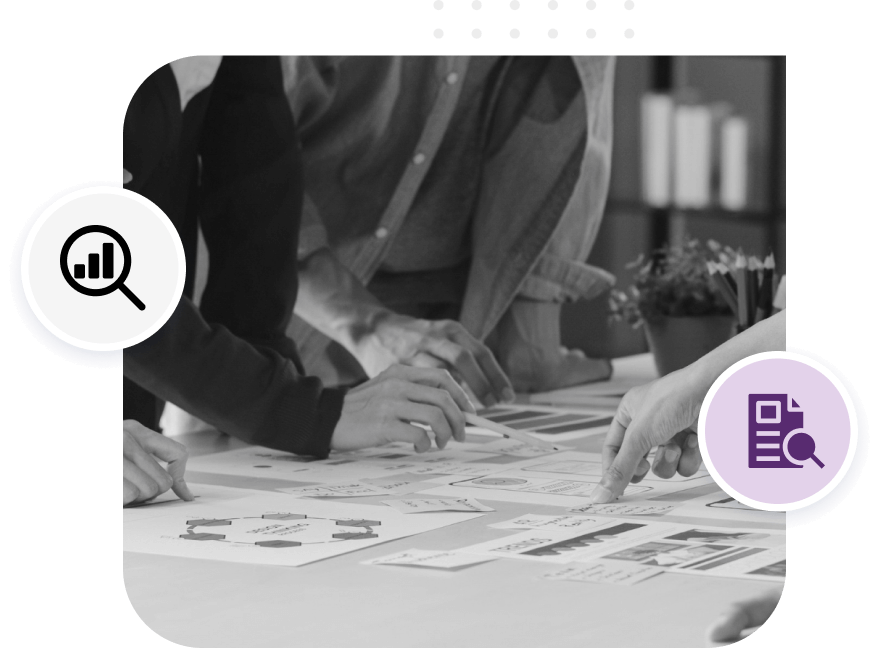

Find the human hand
[[355, 313, 514, 407], [707, 588, 782, 643], [592, 368, 705, 503], [123, 420, 194, 506], [330, 365, 476, 453]]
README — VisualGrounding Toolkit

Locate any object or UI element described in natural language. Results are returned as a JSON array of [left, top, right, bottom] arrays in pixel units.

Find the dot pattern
[[429, 0, 634, 40]]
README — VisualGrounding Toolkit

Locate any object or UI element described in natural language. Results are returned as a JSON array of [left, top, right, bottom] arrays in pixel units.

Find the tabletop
[[124, 354, 784, 647]]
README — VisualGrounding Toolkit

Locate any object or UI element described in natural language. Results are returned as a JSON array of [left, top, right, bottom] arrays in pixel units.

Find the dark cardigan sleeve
[[124, 57, 344, 457]]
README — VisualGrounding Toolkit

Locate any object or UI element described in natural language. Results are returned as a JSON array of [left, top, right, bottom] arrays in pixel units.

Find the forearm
[[125, 298, 345, 457], [294, 248, 392, 353], [686, 310, 786, 401]]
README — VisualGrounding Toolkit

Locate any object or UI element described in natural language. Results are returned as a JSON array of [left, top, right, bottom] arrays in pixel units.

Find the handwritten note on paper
[[381, 498, 495, 514], [280, 482, 394, 498], [544, 562, 663, 586], [364, 549, 494, 570], [489, 514, 605, 532], [567, 503, 677, 516]]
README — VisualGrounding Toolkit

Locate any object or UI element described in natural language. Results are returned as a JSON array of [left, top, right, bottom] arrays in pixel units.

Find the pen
[[464, 412, 560, 452]]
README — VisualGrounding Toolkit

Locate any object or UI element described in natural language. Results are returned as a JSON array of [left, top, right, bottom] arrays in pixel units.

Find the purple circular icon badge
[[698, 352, 857, 511]]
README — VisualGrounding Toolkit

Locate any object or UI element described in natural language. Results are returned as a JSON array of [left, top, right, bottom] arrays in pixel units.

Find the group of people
[[122, 56, 784, 642]]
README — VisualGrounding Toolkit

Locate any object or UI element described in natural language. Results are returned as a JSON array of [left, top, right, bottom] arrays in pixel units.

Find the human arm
[[123, 420, 193, 506], [593, 310, 786, 503], [707, 588, 782, 642], [295, 248, 514, 406]]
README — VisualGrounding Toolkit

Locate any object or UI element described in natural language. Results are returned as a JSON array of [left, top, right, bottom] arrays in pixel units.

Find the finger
[[385, 365, 475, 415], [447, 327, 514, 403], [409, 352, 447, 371], [594, 416, 654, 504], [652, 429, 690, 479], [125, 438, 174, 495], [135, 430, 193, 501], [677, 431, 702, 477], [123, 478, 140, 506], [601, 416, 628, 476], [423, 338, 497, 407], [123, 458, 160, 502], [601, 394, 638, 475], [394, 400, 454, 449], [629, 456, 652, 484], [410, 354, 479, 406], [383, 422, 432, 453], [707, 591, 781, 642]]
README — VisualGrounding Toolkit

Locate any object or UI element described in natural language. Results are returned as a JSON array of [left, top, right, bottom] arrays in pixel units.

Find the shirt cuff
[[518, 254, 616, 302]]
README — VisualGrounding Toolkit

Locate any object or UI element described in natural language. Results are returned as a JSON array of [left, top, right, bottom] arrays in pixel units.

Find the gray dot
[[472, 0, 482, 8], [625, 0, 634, 8], [510, 28, 521, 38], [625, 28, 634, 38], [510, 0, 520, 9], [586, 28, 596, 39], [548, 28, 558, 39], [586, 0, 596, 9], [434, 28, 444, 38], [434, 0, 443, 9], [472, 28, 482, 39], [549, 0, 559, 9]]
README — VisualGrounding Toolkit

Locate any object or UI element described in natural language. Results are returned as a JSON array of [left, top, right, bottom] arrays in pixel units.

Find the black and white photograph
[[117, 54, 787, 646]]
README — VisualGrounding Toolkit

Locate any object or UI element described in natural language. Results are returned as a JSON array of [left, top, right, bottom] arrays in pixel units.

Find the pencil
[[755, 254, 775, 323], [735, 253, 748, 331], [747, 257, 760, 327], [707, 262, 738, 315], [717, 262, 738, 294], [464, 413, 559, 452]]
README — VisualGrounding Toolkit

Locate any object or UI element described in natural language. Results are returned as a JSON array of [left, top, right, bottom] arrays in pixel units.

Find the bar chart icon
[[73, 242, 115, 280], [60, 224, 146, 310]]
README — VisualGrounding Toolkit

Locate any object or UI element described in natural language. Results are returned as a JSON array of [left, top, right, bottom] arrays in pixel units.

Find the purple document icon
[[748, 394, 803, 468]]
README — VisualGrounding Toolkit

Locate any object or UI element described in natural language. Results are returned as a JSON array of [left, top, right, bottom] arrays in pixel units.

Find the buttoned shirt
[[282, 56, 617, 377]]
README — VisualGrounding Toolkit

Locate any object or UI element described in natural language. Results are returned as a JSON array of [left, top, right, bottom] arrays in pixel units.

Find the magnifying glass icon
[[60, 225, 145, 310], [783, 430, 825, 468]]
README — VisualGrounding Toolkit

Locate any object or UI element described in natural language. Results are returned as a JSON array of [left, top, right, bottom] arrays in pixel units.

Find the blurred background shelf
[[562, 55, 786, 360]]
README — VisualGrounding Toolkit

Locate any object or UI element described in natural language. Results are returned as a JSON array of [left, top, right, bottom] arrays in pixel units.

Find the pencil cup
[[645, 315, 737, 376]]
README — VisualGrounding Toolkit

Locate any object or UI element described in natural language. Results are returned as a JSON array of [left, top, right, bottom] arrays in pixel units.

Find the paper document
[[123, 483, 259, 523], [544, 562, 664, 586], [124, 492, 482, 567], [458, 520, 680, 564], [489, 514, 606, 532], [364, 549, 493, 569], [279, 482, 394, 498], [567, 503, 678, 517], [382, 498, 494, 514]]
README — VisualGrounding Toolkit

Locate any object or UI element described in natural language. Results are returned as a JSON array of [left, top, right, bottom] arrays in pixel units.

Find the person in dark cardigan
[[122, 57, 472, 494]]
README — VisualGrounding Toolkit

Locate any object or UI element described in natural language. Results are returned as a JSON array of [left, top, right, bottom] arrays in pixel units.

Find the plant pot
[[644, 315, 737, 376]]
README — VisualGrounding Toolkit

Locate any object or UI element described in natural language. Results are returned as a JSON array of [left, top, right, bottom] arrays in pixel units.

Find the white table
[[125, 355, 783, 647]]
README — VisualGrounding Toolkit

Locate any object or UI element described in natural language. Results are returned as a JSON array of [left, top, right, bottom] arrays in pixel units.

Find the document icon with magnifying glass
[[749, 394, 804, 468]]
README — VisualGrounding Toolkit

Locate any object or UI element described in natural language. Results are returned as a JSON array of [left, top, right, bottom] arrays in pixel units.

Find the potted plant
[[608, 238, 736, 376]]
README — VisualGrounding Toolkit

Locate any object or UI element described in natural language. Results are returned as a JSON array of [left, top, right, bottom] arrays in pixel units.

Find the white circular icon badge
[[698, 351, 858, 511], [22, 187, 185, 351]]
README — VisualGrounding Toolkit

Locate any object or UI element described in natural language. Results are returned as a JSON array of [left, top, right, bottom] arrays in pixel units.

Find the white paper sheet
[[123, 483, 260, 523], [457, 520, 681, 564], [469, 438, 573, 458], [124, 492, 482, 567], [544, 562, 664, 586], [670, 546, 785, 582], [363, 549, 494, 569], [489, 514, 607, 532], [419, 451, 714, 508], [467, 405, 615, 442], [186, 442, 534, 484], [521, 451, 710, 483], [567, 503, 678, 517], [671, 492, 785, 526], [382, 498, 495, 514], [279, 482, 394, 498]]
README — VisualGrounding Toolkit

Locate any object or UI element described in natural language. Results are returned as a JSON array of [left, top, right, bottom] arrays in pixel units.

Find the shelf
[[606, 200, 785, 225]]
